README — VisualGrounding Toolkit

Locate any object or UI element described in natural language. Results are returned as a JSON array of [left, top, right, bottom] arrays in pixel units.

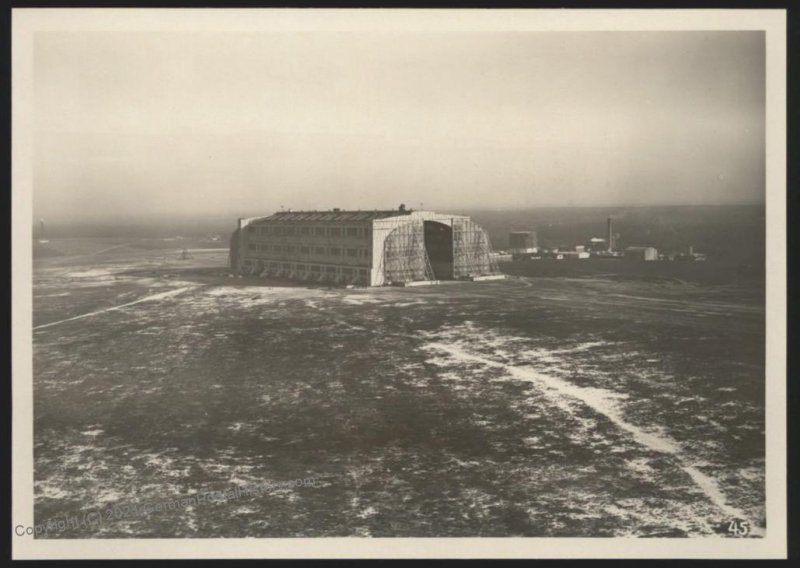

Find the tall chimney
[[607, 217, 614, 252], [40, 219, 45, 240]]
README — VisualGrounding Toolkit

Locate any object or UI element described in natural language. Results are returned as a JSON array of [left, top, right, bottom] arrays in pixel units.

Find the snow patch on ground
[[66, 269, 116, 279], [421, 323, 762, 535]]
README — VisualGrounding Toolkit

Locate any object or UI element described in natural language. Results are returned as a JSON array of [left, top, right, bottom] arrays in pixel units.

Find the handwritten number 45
[[728, 520, 750, 537]]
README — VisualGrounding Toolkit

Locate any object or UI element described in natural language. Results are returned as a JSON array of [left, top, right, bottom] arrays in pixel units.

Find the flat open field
[[32, 238, 765, 538]]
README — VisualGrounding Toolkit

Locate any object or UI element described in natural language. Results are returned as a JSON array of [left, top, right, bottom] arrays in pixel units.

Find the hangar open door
[[381, 217, 499, 285], [423, 221, 454, 280]]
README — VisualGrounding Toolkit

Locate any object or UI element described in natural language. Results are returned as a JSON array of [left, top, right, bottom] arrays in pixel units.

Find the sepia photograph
[[11, 7, 787, 560]]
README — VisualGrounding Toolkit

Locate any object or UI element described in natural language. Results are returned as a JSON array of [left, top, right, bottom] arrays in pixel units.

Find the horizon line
[[32, 202, 767, 225]]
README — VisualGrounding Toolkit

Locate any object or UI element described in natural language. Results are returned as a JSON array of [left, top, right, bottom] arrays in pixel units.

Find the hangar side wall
[[235, 216, 374, 285]]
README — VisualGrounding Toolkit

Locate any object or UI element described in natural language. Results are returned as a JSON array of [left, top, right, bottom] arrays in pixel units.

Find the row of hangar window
[[242, 259, 369, 277], [246, 243, 370, 258], [247, 224, 369, 238]]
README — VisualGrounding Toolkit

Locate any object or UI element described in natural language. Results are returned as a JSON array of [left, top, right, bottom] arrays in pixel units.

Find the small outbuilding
[[624, 246, 659, 261]]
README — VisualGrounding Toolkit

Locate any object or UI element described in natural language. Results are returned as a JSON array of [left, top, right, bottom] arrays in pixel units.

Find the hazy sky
[[33, 30, 765, 221]]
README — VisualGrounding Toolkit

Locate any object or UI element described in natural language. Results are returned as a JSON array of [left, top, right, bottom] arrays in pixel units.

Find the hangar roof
[[255, 210, 413, 223]]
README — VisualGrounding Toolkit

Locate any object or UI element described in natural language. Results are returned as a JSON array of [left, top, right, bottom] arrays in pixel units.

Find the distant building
[[586, 237, 607, 253], [37, 219, 49, 244], [624, 246, 659, 261], [556, 250, 590, 260], [509, 231, 538, 260], [674, 245, 707, 261], [230, 208, 501, 286]]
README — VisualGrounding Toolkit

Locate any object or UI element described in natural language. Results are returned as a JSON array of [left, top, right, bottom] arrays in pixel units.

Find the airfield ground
[[32, 238, 765, 537]]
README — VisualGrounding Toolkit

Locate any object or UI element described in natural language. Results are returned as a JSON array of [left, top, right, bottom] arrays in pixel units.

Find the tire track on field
[[425, 340, 764, 537], [33, 286, 198, 331]]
